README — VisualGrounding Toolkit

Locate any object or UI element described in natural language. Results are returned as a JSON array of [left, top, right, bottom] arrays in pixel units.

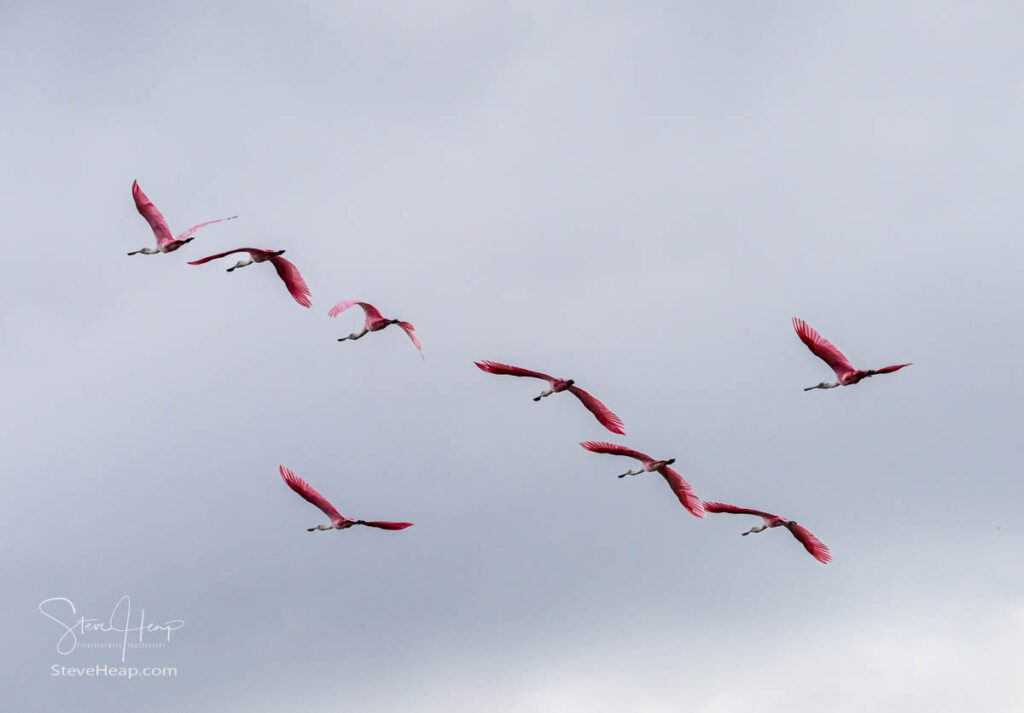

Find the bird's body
[[475, 360, 625, 434], [128, 180, 236, 255], [279, 466, 413, 532], [703, 501, 831, 563], [579, 441, 704, 517], [329, 300, 422, 358], [793, 317, 911, 391], [189, 248, 312, 307]]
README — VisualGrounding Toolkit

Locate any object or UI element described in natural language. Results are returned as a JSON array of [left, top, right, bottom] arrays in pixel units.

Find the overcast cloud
[[2, 2, 1022, 711]]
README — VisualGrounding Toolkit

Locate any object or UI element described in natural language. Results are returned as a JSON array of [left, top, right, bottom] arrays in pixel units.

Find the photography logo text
[[39, 595, 184, 677]]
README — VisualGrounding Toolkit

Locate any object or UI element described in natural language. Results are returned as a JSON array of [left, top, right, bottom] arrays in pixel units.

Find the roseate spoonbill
[[127, 180, 236, 255], [579, 441, 704, 517], [793, 317, 911, 391], [188, 248, 312, 307], [703, 501, 831, 563], [329, 300, 423, 358], [279, 466, 413, 532], [475, 361, 625, 434]]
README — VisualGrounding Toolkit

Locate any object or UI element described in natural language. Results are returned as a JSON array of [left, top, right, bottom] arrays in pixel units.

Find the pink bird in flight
[[329, 300, 423, 358], [475, 361, 625, 434], [703, 501, 831, 563], [189, 248, 312, 307], [579, 441, 704, 517], [128, 180, 236, 255], [280, 466, 413, 532], [793, 317, 911, 391]]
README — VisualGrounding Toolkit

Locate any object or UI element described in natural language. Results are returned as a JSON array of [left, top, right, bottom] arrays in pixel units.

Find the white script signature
[[39, 595, 184, 662]]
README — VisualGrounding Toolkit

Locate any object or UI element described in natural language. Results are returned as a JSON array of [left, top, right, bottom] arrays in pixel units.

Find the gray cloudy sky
[[3, 1, 1023, 711]]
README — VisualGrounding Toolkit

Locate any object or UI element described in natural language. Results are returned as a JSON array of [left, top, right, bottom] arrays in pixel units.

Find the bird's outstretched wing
[[174, 215, 238, 242], [785, 522, 832, 563], [359, 520, 414, 530], [396, 321, 423, 358], [702, 501, 777, 519], [280, 466, 345, 524], [579, 441, 652, 463], [567, 386, 624, 434], [187, 248, 258, 265], [474, 360, 554, 383], [792, 318, 856, 379], [270, 256, 312, 308], [873, 363, 912, 375], [132, 181, 173, 248], [658, 466, 704, 517], [328, 300, 383, 321]]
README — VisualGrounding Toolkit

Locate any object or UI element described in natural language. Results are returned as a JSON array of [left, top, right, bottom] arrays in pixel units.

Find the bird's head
[[786, 520, 798, 526], [565, 379, 576, 387], [664, 458, 676, 466], [183, 236, 195, 244], [272, 249, 286, 256]]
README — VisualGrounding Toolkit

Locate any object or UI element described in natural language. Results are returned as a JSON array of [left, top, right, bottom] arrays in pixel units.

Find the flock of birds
[[128, 180, 913, 564]]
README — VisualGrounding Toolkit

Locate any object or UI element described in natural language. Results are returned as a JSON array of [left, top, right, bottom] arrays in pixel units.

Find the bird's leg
[[617, 468, 644, 478], [226, 259, 254, 272], [803, 382, 839, 391], [306, 524, 333, 532], [741, 525, 768, 536], [532, 390, 554, 402], [127, 247, 160, 256], [338, 328, 369, 342]]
